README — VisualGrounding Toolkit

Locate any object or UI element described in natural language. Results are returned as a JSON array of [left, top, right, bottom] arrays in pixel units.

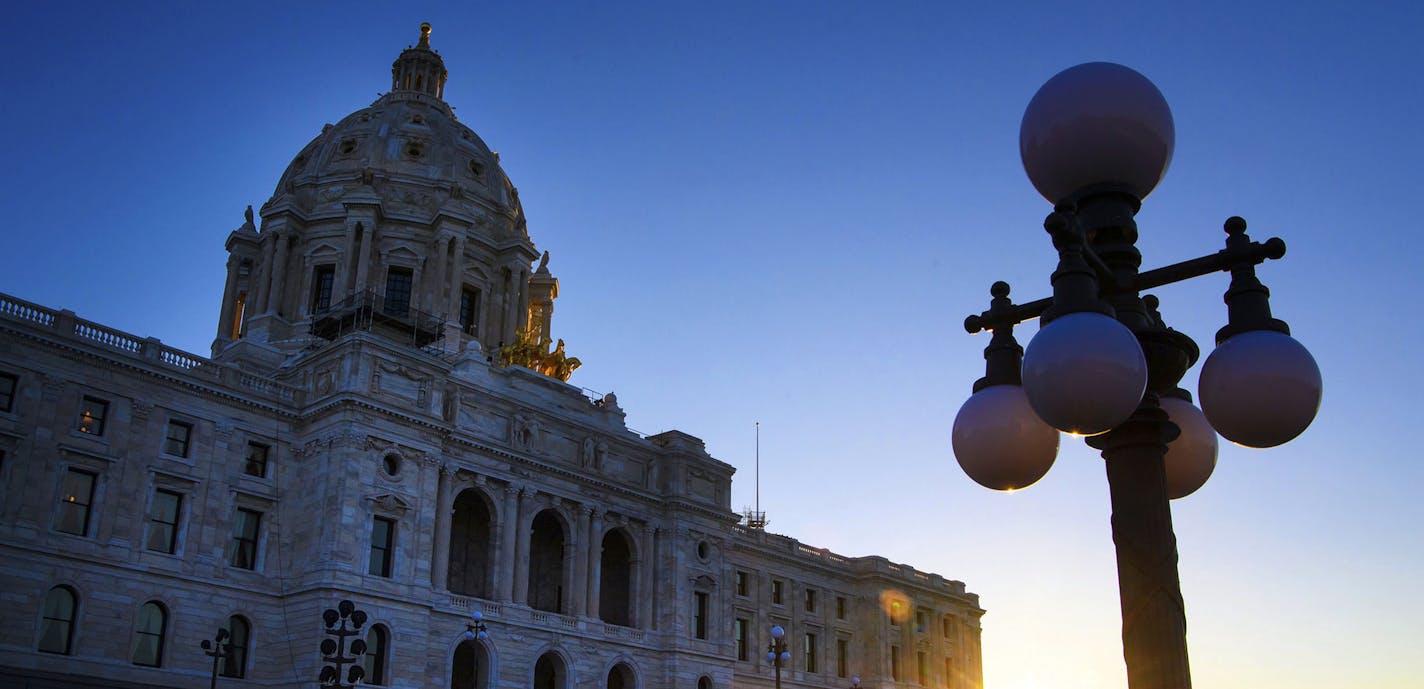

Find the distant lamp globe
[[1198, 330, 1322, 448], [1159, 396, 1217, 499], [1022, 312, 1148, 435], [953, 384, 1059, 490], [1020, 61, 1175, 204]]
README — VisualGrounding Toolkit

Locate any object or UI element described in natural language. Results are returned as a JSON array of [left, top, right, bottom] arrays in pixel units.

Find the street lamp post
[[462, 610, 489, 689], [199, 628, 229, 689], [318, 600, 369, 688], [952, 62, 1322, 689], [850, 675, 861, 689], [765, 625, 790, 689]]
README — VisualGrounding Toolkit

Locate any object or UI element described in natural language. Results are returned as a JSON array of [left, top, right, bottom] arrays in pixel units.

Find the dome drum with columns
[[215, 23, 544, 369]]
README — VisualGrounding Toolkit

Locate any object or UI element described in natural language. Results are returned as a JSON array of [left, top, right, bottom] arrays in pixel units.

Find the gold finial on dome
[[418, 22, 432, 48]]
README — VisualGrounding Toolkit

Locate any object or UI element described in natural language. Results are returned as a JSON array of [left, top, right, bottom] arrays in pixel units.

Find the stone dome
[[263, 24, 526, 234]]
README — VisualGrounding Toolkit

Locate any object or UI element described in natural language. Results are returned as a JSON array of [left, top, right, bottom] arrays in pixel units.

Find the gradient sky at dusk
[[3, 2, 1421, 688]]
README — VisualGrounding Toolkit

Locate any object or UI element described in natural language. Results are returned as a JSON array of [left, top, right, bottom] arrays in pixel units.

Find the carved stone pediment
[[367, 493, 412, 515]]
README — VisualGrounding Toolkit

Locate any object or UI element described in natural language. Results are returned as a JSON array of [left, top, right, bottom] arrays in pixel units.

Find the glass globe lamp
[[1159, 396, 1217, 499], [1198, 330, 1321, 448], [953, 384, 1059, 490], [1021, 312, 1148, 435]]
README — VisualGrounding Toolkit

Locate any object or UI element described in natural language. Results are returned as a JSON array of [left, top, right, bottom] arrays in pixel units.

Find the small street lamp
[[319, 600, 369, 688], [462, 610, 490, 689], [850, 676, 861, 689], [952, 62, 1322, 689], [199, 628, 229, 689], [765, 625, 790, 689]]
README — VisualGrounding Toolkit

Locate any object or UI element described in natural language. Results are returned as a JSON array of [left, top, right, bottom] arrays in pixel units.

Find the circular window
[[382, 454, 401, 477], [696, 540, 710, 560]]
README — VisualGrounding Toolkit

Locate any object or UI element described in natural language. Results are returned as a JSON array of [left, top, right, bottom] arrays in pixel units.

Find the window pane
[[146, 490, 181, 553], [221, 616, 249, 678], [0, 372, 16, 412], [131, 602, 166, 667], [384, 268, 413, 317], [228, 509, 260, 569], [364, 625, 388, 685], [312, 265, 336, 312], [55, 469, 95, 535], [368, 517, 394, 577], [164, 421, 192, 457], [245, 443, 270, 477], [77, 397, 108, 435], [38, 587, 76, 654], [459, 287, 480, 333]]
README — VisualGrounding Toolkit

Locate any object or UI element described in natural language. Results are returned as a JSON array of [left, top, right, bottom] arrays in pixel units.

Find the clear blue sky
[[3, 2, 1421, 687]]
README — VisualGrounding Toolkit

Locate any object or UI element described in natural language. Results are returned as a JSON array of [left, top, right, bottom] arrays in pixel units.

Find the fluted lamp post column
[[952, 62, 1323, 689], [463, 610, 490, 689], [765, 625, 791, 689]]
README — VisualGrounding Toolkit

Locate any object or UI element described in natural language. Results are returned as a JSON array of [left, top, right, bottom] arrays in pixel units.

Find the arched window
[[599, 529, 634, 626], [534, 652, 567, 689], [449, 489, 494, 598], [698, 676, 713, 689], [607, 662, 635, 689], [221, 616, 250, 678], [451, 638, 491, 689], [364, 624, 389, 685], [131, 601, 167, 666], [528, 510, 567, 613], [38, 586, 77, 655]]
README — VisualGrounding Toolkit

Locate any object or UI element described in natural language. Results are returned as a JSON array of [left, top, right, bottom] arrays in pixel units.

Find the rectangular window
[[918, 650, 929, 685], [735, 570, 749, 596], [244, 442, 271, 478], [916, 609, 927, 633], [228, 508, 261, 570], [693, 591, 709, 639], [459, 286, 480, 334], [944, 658, 954, 687], [771, 579, 784, 605], [804, 633, 817, 673], [805, 588, 817, 613], [735, 617, 749, 661], [311, 264, 336, 312], [891, 646, 902, 681], [55, 469, 96, 536], [837, 596, 847, 620], [383, 267, 413, 318], [368, 516, 395, 577], [0, 371, 17, 412], [890, 600, 903, 626], [943, 616, 952, 637], [837, 638, 848, 678], [145, 489, 182, 554], [77, 396, 108, 436], [163, 420, 193, 458]]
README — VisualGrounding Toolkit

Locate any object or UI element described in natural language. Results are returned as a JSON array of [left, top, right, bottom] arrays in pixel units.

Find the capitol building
[[0, 25, 982, 689]]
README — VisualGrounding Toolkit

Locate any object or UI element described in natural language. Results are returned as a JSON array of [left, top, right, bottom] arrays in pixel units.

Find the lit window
[[804, 633, 818, 673], [38, 586, 77, 655], [0, 372, 17, 412], [55, 469, 96, 536], [771, 579, 784, 605], [228, 508, 261, 569], [244, 442, 270, 478], [131, 601, 167, 667], [890, 600, 904, 626], [77, 396, 108, 435], [145, 489, 182, 554], [163, 420, 193, 458], [311, 264, 336, 312], [383, 267, 413, 318], [221, 616, 249, 678], [369, 516, 395, 577], [364, 624, 389, 685]]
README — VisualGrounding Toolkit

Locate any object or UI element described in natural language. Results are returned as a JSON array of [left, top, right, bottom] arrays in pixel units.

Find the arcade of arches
[[433, 477, 655, 628]]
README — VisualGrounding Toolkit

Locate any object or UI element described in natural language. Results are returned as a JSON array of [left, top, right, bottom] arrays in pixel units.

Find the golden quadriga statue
[[499, 328, 581, 382]]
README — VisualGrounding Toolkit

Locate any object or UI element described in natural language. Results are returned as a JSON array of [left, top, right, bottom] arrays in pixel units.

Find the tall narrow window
[[891, 646, 902, 681], [364, 624, 389, 685], [131, 601, 167, 667], [735, 570, 749, 596], [836, 596, 847, 620], [384, 267, 413, 317], [38, 586, 77, 655], [735, 617, 749, 661], [804, 633, 818, 673], [311, 264, 336, 312], [837, 638, 848, 678], [77, 396, 108, 435], [55, 468, 96, 536], [459, 286, 480, 335], [771, 579, 784, 605], [245, 442, 270, 478], [693, 591, 709, 639], [163, 420, 193, 457], [944, 657, 954, 688], [228, 508, 261, 569], [221, 616, 249, 678], [145, 489, 182, 553], [918, 650, 929, 685], [805, 588, 817, 613], [890, 600, 903, 626], [0, 371, 17, 412], [369, 516, 395, 577]]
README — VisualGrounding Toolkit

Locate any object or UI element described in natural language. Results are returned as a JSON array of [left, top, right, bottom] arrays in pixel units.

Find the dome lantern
[[391, 22, 448, 99]]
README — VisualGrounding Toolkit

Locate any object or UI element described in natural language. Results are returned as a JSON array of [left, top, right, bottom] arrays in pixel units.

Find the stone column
[[216, 255, 241, 341], [355, 221, 374, 294], [571, 506, 591, 616], [561, 524, 578, 615], [447, 236, 467, 322], [267, 232, 290, 316], [336, 220, 358, 298], [639, 525, 657, 629], [512, 490, 535, 604], [431, 466, 456, 591], [253, 233, 276, 313], [585, 508, 604, 620], [496, 485, 520, 601], [429, 235, 450, 316]]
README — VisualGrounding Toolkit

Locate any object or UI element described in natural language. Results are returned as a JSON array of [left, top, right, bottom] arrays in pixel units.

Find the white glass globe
[[1159, 397, 1217, 499], [770, 625, 785, 639], [1022, 312, 1148, 435], [1198, 330, 1321, 448], [953, 384, 1059, 490], [1020, 62, 1175, 204]]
